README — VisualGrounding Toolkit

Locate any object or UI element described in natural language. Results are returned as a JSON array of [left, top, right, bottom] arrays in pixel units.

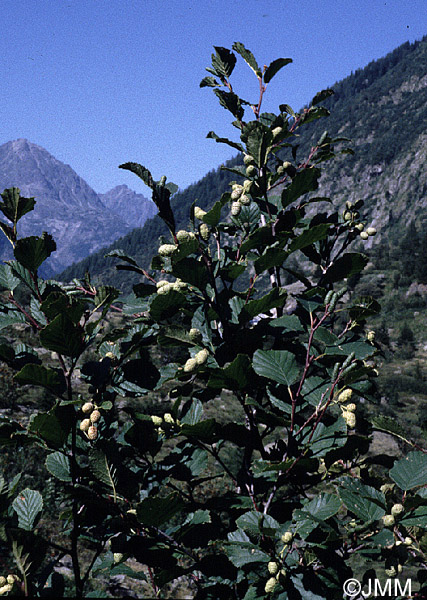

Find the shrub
[[0, 44, 425, 599]]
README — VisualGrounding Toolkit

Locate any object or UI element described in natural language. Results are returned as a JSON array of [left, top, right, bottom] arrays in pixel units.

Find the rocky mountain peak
[[0, 140, 156, 275]]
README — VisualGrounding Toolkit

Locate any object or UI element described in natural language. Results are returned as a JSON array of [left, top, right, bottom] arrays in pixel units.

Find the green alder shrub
[[0, 44, 426, 599]]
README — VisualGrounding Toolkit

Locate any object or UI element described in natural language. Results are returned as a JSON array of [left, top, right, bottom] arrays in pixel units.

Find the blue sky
[[1, 0, 426, 197]]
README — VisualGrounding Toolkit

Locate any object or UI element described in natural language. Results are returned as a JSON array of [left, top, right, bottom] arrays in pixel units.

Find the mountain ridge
[[0, 139, 155, 274]]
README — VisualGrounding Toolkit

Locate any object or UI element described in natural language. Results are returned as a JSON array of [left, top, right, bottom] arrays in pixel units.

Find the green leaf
[[311, 89, 334, 105], [136, 494, 184, 527], [206, 131, 244, 153], [242, 288, 287, 321], [28, 405, 74, 448], [264, 57, 292, 83], [180, 419, 216, 442], [171, 258, 209, 291], [309, 417, 347, 457], [39, 314, 84, 357], [105, 248, 140, 267], [371, 416, 413, 445], [15, 364, 67, 395], [208, 354, 252, 390], [290, 574, 327, 600], [212, 46, 236, 78], [0, 308, 26, 330], [94, 285, 120, 309], [232, 42, 261, 76], [254, 248, 288, 274], [0, 220, 15, 244], [149, 290, 185, 321], [213, 89, 244, 120], [14, 232, 56, 271], [288, 223, 330, 252], [224, 530, 270, 567], [199, 76, 220, 88], [0, 264, 21, 291], [240, 121, 273, 167], [301, 493, 341, 520], [40, 292, 86, 324], [12, 488, 43, 530], [324, 253, 368, 283], [252, 349, 299, 386], [45, 452, 71, 482], [294, 493, 341, 537], [119, 163, 154, 188], [400, 506, 427, 528], [389, 451, 427, 491], [181, 399, 203, 425], [337, 477, 386, 522], [6, 260, 38, 294], [89, 448, 117, 499], [281, 168, 320, 208], [0, 188, 35, 224], [235, 511, 280, 537]]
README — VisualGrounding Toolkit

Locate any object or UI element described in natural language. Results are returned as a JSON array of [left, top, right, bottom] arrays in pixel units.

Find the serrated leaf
[[264, 57, 292, 83], [371, 416, 412, 444], [105, 248, 139, 267], [199, 199, 223, 226], [252, 349, 299, 386], [214, 89, 244, 120], [40, 314, 84, 357], [208, 354, 252, 390], [309, 417, 347, 457], [254, 248, 288, 274], [212, 46, 236, 78], [400, 506, 427, 528], [223, 532, 270, 567], [206, 131, 244, 153], [301, 493, 341, 521], [240, 121, 273, 167], [171, 258, 209, 291], [12, 488, 43, 530], [281, 168, 320, 208], [0, 188, 35, 224], [181, 399, 203, 425], [15, 364, 67, 395], [200, 76, 220, 88], [0, 264, 21, 291], [119, 163, 154, 187], [235, 511, 280, 536], [89, 448, 117, 500], [28, 405, 74, 448], [389, 452, 427, 491], [14, 232, 56, 271], [149, 289, 185, 321], [311, 89, 334, 105], [0, 308, 27, 330], [232, 42, 261, 76], [136, 493, 184, 527], [324, 253, 368, 283], [337, 477, 385, 522], [289, 223, 330, 252], [242, 287, 287, 321], [94, 285, 120, 309], [45, 452, 71, 482]]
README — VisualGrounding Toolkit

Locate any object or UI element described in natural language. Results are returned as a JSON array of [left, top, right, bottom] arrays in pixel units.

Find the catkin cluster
[[0, 575, 19, 596], [79, 401, 101, 441]]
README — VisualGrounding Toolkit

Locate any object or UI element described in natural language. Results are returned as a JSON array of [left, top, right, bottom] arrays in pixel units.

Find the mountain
[[60, 36, 426, 289], [0, 140, 155, 274], [99, 185, 157, 228]]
